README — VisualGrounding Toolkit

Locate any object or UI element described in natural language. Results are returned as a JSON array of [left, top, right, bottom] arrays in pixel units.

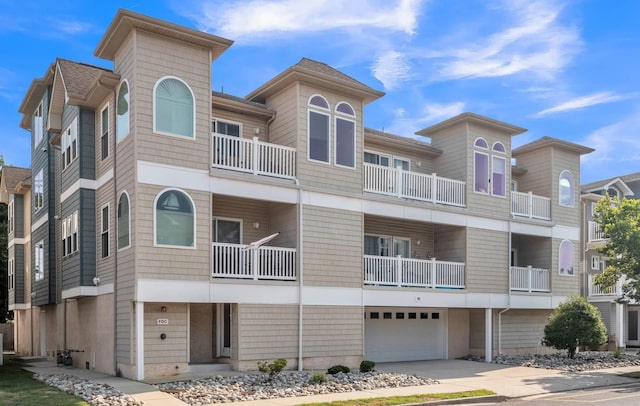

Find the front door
[[628, 309, 640, 346], [217, 303, 232, 357]]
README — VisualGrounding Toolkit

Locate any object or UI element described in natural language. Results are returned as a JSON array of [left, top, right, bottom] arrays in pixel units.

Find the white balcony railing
[[212, 134, 296, 179], [363, 163, 466, 207], [212, 243, 296, 281], [588, 274, 621, 296], [588, 221, 607, 242], [511, 191, 551, 220], [364, 255, 465, 289], [510, 266, 550, 292]]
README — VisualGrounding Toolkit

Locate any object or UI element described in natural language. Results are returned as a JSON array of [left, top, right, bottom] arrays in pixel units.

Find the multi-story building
[[580, 172, 640, 348], [7, 9, 593, 380]]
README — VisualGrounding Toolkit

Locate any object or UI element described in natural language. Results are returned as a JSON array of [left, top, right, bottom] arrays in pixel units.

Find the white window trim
[[153, 188, 197, 249], [8, 199, 14, 234], [392, 236, 411, 257], [558, 239, 575, 276], [35, 240, 44, 281], [364, 150, 392, 166], [116, 79, 130, 143], [212, 118, 243, 136], [62, 211, 79, 258], [335, 101, 356, 117], [474, 137, 489, 149], [364, 233, 392, 256], [393, 156, 410, 170], [474, 150, 489, 194], [101, 203, 110, 259], [334, 115, 356, 169], [307, 109, 332, 165], [34, 169, 44, 212], [34, 102, 44, 148], [591, 255, 600, 271], [492, 141, 506, 153], [8, 258, 14, 290], [308, 94, 330, 111], [152, 76, 196, 140], [558, 170, 575, 207], [591, 201, 597, 217], [212, 217, 244, 244], [61, 117, 78, 171], [491, 155, 507, 198], [101, 104, 109, 160], [117, 191, 132, 251]]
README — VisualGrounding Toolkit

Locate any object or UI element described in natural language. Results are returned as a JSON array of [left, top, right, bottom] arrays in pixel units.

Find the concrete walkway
[[22, 359, 640, 406]]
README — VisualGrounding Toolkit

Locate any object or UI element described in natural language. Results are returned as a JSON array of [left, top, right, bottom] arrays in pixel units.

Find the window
[[61, 118, 78, 170], [212, 120, 241, 136], [35, 241, 44, 281], [559, 170, 575, 207], [408, 312, 416, 319], [432, 312, 440, 319], [33, 169, 43, 212], [116, 81, 130, 141], [559, 240, 574, 276], [101, 205, 110, 258], [364, 151, 409, 170], [212, 119, 242, 166], [492, 155, 506, 197], [475, 138, 488, 149], [117, 192, 130, 250], [62, 211, 79, 257], [420, 312, 429, 319], [396, 312, 405, 319], [365, 235, 410, 257], [34, 102, 44, 147], [101, 106, 109, 160], [8, 200, 14, 234], [308, 110, 330, 162], [370, 312, 379, 319], [475, 138, 507, 196], [155, 189, 195, 247], [492, 142, 506, 153], [213, 218, 241, 244], [8, 258, 14, 290], [335, 102, 355, 168], [606, 187, 620, 200], [154, 77, 194, 138], [383, 312, 392, 319], [474, 151, 489, 193], [591, 256, 600, 271]]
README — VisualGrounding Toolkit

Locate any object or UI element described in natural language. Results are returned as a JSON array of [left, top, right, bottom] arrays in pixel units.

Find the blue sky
[[1, 0, 639, 184]]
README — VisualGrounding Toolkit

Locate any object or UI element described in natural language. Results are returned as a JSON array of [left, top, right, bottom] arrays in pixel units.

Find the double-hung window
[[491, 142, 506, 197], [8, 258, 14, 290], [35, 241, 44, 281], [101, 205, 110, 258], [34, 102, 44, 147], [335, 102, 356, 168], [33, 170, 43, 212], [8, 200, 14, 234], [308, 95, 330, 163], [474, 138, 489, 193], [101, 106, 109, 160], [62, 211, 79, 257], [474, 138, 507, 197], [61, 118, 78, 170]]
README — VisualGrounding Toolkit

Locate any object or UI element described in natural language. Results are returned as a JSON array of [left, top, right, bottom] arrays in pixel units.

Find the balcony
[[212, 243, 296, 281], [511, 191, 551, 220], [588, 221, 607, 242], [212, 134, 296, 180], [510, 266, 550, 293], [364, 255, 465, 289], [588, 274, 621, 296], [363, 163, 466, 207]]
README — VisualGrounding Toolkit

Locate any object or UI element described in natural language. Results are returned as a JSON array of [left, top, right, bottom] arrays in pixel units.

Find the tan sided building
[[7, 9, 594, 380]]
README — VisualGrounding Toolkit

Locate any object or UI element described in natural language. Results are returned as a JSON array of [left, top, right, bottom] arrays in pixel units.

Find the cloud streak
[[534, 92, 630, 117], [371, 51, 412, 90]]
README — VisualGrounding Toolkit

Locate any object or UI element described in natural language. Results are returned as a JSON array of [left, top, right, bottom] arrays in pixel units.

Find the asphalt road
[[497, 382, 640, 405]]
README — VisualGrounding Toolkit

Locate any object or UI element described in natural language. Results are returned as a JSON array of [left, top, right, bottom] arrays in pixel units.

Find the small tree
[[542, 296, 607, 359]]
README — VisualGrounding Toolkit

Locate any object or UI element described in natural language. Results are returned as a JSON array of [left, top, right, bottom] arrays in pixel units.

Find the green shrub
[[613, 347, 625, 359], [310, 372, 328, 384], [327, 365, 351, 374], [360, 360, 375, 372], [257, 358, 287, 380]]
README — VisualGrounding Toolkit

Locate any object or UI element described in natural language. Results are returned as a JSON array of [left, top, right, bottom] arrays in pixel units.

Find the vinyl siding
[[264, 84, 298, 148], [302, 306, 362, 357], [466, 228, 508, 294], [14, 195, 25, 238], [95, 182, 115, 285], [434, 225, 466, 263], [303, 206, 363, 288], [60, 105, 81, 193], [364, 216, 435, 260], [512, 148, 552, 198], [144, 302, 188, 364], [593, 302, 612, 333], [79, 109, 96, 180], [363, 136, 435, 175], [237, 304, 299, 360], [96, 97, 115, 177], [498, 309, 552, 352], [512, 235, 551, 270], [550, 237, 580, 296], [430, 124, 468, 183], [552, 149, 581, 227]]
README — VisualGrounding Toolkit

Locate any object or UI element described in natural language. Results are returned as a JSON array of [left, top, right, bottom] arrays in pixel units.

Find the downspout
[[296, 178, 304, 371], [498, 217, 512, 355], [111, 88, 119, 375]]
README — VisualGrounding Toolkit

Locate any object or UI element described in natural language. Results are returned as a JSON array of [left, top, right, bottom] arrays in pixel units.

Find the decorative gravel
[[461, 351, 640, 372], [154, 371, 439, 405], [33, 373, 143, 405]]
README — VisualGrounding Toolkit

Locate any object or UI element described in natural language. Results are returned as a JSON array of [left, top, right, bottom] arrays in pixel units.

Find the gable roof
[[512, 136, 594, 156], [0, 165, 31, 203], [581, 171, 640, 195], [56, 59, 120, 105], [212, 91, 276, 120], [416, 112, 527, 137], [246, 57, 384, 104]]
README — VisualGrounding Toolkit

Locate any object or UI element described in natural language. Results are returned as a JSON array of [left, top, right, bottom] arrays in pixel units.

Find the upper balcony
[[588, 221, 607, 243], [511, 191, 551, 221], [212, 134, 296, 180], [364, 255, 465, 289], [510, 265, 551, 293], [587, 274, 622, 297], [212, 242, 297, 281], [363, 163, 466, 208]]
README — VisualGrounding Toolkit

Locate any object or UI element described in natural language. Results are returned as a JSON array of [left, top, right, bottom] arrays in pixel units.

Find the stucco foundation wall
[[448, 308, 470, 358], [13, 309, 34, 356]]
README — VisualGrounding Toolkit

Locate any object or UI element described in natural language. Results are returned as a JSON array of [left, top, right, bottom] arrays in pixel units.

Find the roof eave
[[416, 112, 527, 137]]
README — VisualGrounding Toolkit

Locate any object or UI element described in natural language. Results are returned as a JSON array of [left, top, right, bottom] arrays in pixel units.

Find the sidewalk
[[22, 359, 640, 406]]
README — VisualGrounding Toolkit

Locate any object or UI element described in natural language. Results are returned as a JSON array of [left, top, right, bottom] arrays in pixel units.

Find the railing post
[[252, 248, 259, 280], [431, 173, 437, 204], [396, 255, 402, 286], [527, 265, 533, 293], [252, 137, 259, 175], [431, 257, 437, 288], [528, 192, 533, 219], [396, 169, 403, 198]]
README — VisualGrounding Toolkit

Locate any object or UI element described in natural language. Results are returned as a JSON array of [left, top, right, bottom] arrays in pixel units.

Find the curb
[[406, 395, 510, 405]]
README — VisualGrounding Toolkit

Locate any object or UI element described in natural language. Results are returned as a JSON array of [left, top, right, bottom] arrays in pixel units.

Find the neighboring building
[[8, 9, 593, 380], [0, 165, 32, 355], [580, 172, 640, 348]]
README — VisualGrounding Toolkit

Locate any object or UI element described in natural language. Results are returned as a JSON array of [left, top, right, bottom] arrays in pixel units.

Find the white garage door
[[364, 307, 446, 362]]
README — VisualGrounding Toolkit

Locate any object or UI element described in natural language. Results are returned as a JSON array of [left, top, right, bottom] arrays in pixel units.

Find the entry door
[[40, 310, 46, 356], [217, 303, 232, 357], [628, 310, 640, 346]]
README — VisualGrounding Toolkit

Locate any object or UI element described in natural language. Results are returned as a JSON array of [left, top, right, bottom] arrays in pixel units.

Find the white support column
[[616, 303, 625, 348], [135, 301, 145, 381], [485, 308, 492, 363]]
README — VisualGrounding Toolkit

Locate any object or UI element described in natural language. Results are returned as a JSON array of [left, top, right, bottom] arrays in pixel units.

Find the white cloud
[[55, 20, 93, 35], [193, 0, 422, 40], [534, 92, 630, 117], [386, 101, 465, 136], [431, 0, 581, 80], [372, 51, 412, 90], [421, 101, 465, 123]]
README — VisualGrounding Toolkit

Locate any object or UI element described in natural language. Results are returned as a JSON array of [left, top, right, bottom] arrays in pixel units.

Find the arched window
[[154, 189, 195, 248], [606, 187, 619, 200], [335, 102, 355, 168], [559, 240, 575, 276], [308, 94, 330, 163], [474, 138, 489, 193], [154, 77, 195, 138], [116, 80, 130, 141], [559, 170, 574, 207], [117, 191, 131, 250], [474, 138, 488, 149], [492, 142, 505, 153]]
